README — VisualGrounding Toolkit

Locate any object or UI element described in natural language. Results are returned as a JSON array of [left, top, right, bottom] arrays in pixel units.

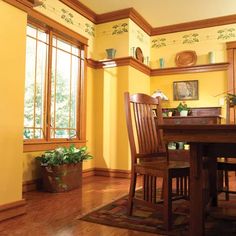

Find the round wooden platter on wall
[[135, 47, 144, 63], [175, 50, 197, 67]]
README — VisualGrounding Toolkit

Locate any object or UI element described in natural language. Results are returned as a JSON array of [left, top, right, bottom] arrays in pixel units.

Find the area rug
[[80, 192, 236, 235]]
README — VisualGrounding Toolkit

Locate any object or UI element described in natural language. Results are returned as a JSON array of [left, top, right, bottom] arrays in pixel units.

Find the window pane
[[72, 46, 79, 56], [26, 25, 36, 38], [24, 37, 36, 129], [50, 37, 79, 139], [24, 26, 47, 139], [38, 30, 47, 43], [81, 49, 84, 59], [56, 38, 71, 52]]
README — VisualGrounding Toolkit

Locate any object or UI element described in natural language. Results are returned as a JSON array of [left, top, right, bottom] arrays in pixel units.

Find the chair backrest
[[124, 92, 166, 163]]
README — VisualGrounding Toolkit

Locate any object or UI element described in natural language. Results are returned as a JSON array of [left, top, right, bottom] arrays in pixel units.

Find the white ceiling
[[78, 0, 236, 27]]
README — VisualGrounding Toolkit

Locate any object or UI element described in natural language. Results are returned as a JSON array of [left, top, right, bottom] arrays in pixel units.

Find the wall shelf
[[87, 57, 229, 77], [151, 62, 229, 76]]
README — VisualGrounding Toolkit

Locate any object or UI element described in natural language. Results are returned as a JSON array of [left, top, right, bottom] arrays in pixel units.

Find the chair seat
[[135, 160, 189, 178], [136, 160, 189, 170]]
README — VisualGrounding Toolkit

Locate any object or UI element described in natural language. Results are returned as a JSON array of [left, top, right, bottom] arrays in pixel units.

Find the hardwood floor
[[0, 176, 157, 236], [0, 174, 236, 236]]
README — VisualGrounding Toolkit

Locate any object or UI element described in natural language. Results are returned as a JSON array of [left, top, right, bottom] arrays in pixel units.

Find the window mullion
[[53, 37, 57, 139], [45, 30, 53, 141], [69, 46, 72, 138], [33, 30, 38, 139]]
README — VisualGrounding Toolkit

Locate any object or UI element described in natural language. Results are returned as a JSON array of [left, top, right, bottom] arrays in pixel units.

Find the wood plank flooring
[[0, 174, 236, 236], [0, 176, 157, 236]]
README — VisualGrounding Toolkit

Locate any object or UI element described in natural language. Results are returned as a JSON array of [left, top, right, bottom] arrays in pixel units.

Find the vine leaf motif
[[217, 28, 236, 40], [112, 23, 128, 35], [151, 38, 166, 48], [61, 8, 74, 25], [85, 23, 95, 37], [137, 30, 144, 42], [182, 33, 199, 44]]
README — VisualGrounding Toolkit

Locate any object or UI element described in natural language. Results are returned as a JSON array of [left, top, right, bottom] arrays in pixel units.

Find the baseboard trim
[[94, 168, 131, 178], [22, 179, 42, 193], [0, 199, 26, 222]]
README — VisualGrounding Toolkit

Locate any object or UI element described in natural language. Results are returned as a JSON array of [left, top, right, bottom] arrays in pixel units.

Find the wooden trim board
[[0, 200, 26, 222]]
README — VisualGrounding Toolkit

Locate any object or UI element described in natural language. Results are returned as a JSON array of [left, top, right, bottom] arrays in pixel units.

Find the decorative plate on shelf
[[175, 50, 197, 67], [135, 47, 144, 63]]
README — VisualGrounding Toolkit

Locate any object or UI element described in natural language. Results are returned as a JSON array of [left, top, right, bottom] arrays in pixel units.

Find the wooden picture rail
[[87, 57, 229, 76]]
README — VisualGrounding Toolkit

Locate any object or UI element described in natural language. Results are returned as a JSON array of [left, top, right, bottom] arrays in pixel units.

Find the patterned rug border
[[75, 193, 129, 220], [78, 192, 236, 235], [78, 193, 188, 236]]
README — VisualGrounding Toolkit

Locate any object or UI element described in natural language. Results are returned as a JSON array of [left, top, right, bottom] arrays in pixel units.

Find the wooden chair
[[217, 99, 236, 200], [124, 92, 190, 231], [217, 158, 236, 200]]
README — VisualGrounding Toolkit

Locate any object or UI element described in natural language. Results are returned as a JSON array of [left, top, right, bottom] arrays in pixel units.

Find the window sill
[[23, 139, 87, 152]]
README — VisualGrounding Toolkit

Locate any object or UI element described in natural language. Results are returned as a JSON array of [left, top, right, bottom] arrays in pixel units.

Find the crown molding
[[96, 8, 152, 35], [128, 8, 152, 35], [5, 0, 236, 35], [151, 14, 236, 35], [3, 0, 34, 12], [60, 1, 236, 36]]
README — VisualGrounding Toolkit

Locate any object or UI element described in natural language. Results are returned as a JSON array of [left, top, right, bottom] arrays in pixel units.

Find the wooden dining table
[[158, 124, 236, 236]]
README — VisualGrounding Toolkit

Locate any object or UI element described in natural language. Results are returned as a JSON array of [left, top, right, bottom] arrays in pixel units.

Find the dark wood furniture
[[163, 106, 221, 125], [159, 124, 236, 236], [163, 107, 221, 162], [217, 158, 236, 200], [124, 92, 189, 231]]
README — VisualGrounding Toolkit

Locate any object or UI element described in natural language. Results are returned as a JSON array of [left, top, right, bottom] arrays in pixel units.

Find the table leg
[[208, 156, 217, 206], [190, 143, 205, 236]]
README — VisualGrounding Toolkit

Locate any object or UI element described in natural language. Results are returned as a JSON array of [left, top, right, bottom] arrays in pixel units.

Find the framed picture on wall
[[173, 80, 199, 100]]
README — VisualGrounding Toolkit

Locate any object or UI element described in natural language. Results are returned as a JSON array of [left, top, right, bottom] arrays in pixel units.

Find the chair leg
[[160, 178, 164, 199], [225, 170, 229, 201], [163, 171, 172, 231], [127, 172, 137, 215]]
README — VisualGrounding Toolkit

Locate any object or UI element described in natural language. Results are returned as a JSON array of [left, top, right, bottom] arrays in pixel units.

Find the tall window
[[24, 23, 86, 151]]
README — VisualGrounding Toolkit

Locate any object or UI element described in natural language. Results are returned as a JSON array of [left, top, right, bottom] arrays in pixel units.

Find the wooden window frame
[[24, 19, 87, 152]]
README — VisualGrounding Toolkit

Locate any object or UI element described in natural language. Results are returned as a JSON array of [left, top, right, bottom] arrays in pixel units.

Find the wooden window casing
[[24, 20, 87, 152]]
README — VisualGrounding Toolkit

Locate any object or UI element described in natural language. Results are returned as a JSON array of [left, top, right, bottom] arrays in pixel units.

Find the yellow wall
[[92, 66, 150, 171], [150, 24, 236, 68], [95, 20, 129, 60], [0, 1, 27, 205], [94, 66, 130, 169], [151, 71, 227, 120], [129, 20, 150, 65]]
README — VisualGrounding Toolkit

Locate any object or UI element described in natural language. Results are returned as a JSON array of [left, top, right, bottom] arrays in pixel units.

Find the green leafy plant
[[36, 145, 93, 167], [176, 102, 190, 113], [227, 93, 236, 106]]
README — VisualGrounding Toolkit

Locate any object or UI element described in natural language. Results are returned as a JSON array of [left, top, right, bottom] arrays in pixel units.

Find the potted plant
[[36, 145, 93, 192], [227, 93, 236, 106], [176, 102, 191, 116]]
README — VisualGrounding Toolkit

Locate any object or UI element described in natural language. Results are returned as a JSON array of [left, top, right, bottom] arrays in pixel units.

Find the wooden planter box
[[41, 163, 82, 192]]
